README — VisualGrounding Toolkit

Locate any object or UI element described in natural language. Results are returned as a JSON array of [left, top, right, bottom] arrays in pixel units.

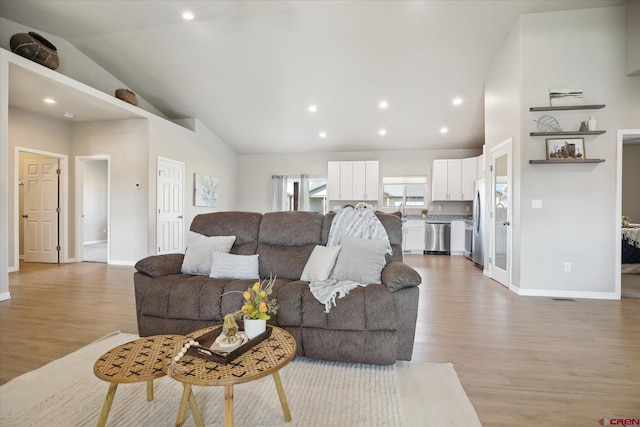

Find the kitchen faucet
[[399, 202, 406, 218]]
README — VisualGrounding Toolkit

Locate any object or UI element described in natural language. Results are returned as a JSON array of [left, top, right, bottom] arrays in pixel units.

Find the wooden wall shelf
[[530, 131, 606, 136], [529, 159, 605, 164], [529, 104, 606, 112]]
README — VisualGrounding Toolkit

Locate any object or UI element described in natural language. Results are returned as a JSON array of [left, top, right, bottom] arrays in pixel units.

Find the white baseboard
[[0, 292, 11, 301], [511, 285, 619, 300], [83, 240, 107, 245], [8, 265, 18, 273], [108, 260, 135, 267], [450, 251, 465, 256]]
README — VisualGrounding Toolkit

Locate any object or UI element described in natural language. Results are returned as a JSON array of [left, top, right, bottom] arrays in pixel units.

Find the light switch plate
[[532, 199, 542, 209]]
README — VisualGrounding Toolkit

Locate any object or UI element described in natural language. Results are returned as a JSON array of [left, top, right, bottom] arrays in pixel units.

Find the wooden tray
[[186, 325, 273, 364]]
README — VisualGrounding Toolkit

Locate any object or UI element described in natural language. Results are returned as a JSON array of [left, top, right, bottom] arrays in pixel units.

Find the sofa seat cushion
[[140, 275, 257, 321], [275, 283, 397, 331]]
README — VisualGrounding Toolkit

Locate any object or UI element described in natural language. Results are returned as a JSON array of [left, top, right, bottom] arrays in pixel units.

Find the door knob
[[503, 221, 510, 226], [177, 216, 183, 219]]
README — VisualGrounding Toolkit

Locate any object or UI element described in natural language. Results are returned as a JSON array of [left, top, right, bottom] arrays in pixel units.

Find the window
[[382, 177, 427, 208], [287, 178, 328, 214]]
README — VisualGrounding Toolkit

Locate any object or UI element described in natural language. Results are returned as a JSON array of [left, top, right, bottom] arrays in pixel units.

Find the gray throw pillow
[[209, 251, 259, 280], [331, 236, 388, 284], [181, 232, 236, 275]]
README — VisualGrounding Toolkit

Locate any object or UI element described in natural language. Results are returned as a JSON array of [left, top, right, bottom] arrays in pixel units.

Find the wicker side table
[[170, 325, 297, 427], [93, 334, 186, 427]]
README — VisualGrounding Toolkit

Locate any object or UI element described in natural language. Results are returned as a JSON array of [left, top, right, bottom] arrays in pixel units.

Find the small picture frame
[[545, 138, 585, 160]]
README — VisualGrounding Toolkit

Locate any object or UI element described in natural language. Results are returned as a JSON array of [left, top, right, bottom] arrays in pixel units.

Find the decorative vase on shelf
[[243, 318, 266, 339], [10, 32, 59, 70], [587, 116, 597, 131]]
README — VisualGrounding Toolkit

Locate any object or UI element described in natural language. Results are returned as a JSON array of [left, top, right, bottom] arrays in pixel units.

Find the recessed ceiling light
[[308, 105, 318, 113], [452, 97, 463, 106], [379, 100, 389, 109], [440, 127, 449, 134], [43, 98, 56, 104], [182, 11, 195, 20], [319, 131, 327, 138], [63, 112, 74, 118], [379, 128, 387, 136]]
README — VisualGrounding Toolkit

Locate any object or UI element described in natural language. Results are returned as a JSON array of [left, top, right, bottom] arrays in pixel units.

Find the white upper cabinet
[[328, 160, 379, 201], [476, 154, 484, 180], [461, 157, 477, 200], [431, 160, 449, 201], [432, 157, 478, 201]]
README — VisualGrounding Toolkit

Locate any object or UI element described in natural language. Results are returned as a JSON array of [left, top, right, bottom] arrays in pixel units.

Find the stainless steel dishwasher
[[424, 222, 450, 254]]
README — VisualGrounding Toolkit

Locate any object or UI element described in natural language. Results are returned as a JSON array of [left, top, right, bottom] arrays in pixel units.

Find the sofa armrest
[[135, 254, 185, 278], [381, 261, 421, 291]]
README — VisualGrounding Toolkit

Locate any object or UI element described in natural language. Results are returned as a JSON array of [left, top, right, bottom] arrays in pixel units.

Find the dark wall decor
[[10, 32, 59, 70]]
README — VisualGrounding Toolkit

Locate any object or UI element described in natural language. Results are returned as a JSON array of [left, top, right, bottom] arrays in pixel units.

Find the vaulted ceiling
[[0, 0, 624, 154]]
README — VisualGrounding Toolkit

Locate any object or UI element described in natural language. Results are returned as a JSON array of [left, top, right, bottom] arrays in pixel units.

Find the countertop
[[403, 215, 472, 222]]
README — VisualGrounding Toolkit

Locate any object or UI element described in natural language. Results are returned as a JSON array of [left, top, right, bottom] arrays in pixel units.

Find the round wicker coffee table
[[169, 325, 297, 427], [93, 334, 185, 427]]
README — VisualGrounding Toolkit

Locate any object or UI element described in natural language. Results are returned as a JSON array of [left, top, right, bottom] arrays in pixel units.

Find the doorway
[[75, 156, 110, 264], [489, 138, 513, 288], [16, 147, 68, 268], [157, 157, 185, 255], [617, 129, 640, 298]]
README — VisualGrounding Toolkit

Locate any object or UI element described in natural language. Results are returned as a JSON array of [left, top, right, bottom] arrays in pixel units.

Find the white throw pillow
[[331, 236, 388, 284], [209, 251, 259, 280], [300, 245, 341, 282], [181, 232, 236, 276]]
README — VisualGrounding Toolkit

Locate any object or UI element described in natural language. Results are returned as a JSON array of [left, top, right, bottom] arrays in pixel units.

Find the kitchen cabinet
[[461, 158, 476, 200], [431, 158, 475, 201], [476, 154, 484, 180], [450, 220, 466, 256], [328, 161, 379, 201], [402, 220, 425, 254]]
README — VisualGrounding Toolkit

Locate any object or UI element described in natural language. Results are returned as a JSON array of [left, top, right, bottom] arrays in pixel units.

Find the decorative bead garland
[[168, 339, 199, 375], [174, 339, 199, 362]]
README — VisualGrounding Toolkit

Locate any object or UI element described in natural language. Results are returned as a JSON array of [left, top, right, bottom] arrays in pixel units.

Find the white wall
[[485, 20, 523, 283], [82, 160, 108, 243], [626, 0, 640, 76], [486, 6, 640, 297], [8, 108, 73, 268], [72, 119, 149, 265], [0, 51, 7, 298], [237, 148, 481, 215], [148, 118, 238, 255], [0, 18, 167, 119], [622, 144, 640, 221]]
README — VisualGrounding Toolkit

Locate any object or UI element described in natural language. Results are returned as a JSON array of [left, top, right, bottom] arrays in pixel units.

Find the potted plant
[[421, 209, 429, 218], [232, 275, 278, 339]]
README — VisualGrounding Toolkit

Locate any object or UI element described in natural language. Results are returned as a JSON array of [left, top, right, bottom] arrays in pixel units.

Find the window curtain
[[270, 175, 288, 212], [298, 174, 310, 211]]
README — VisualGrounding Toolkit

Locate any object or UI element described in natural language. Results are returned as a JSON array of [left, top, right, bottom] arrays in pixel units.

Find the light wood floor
[[2, 257, 639, 426]]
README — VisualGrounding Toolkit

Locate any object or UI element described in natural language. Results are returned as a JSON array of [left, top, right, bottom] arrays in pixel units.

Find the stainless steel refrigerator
[[472, 178, 485, 268]]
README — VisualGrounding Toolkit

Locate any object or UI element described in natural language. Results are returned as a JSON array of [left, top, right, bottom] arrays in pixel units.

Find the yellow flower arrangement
[[238, 275, 278, 320]]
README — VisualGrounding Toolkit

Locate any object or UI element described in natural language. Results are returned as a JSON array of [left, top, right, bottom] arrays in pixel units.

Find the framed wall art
[[194, 173, 219, 207], [545, 138, 585, 161]]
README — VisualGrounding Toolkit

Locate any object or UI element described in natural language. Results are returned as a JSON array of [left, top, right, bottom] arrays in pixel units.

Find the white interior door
[[157, 157, 185, 255], [23, 156, 59, 263], [490, 140, 512, 287]]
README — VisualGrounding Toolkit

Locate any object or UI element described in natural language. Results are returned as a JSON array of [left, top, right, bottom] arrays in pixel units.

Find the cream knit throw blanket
[[309, 206, 391, 312]]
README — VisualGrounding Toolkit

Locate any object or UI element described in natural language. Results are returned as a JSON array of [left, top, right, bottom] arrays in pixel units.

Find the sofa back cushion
[[257, 211, 324, 279], [190, 211, 262, 255], [322, 211, 403, 263]]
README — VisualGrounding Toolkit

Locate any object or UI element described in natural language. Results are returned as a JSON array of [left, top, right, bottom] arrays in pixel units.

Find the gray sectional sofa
[[134, 210, 421, 365]]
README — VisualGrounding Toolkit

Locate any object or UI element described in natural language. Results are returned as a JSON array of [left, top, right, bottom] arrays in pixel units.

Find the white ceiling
[[0, 0, 625, 154]]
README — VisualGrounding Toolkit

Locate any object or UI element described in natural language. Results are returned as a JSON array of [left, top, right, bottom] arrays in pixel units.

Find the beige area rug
[[0, 332, 481, 427]]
